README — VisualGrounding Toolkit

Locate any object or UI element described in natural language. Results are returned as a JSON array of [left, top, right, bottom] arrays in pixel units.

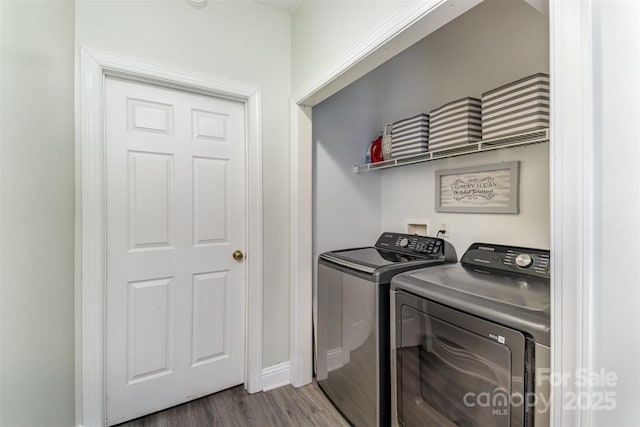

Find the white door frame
[[548, 1, 595, 425], [289, 3, 596, 427], [78, 48, 263, 427]]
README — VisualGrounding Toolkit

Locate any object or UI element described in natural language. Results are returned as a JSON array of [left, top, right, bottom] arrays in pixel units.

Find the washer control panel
[[461, 243, 550, 279], [375, 232, 444, 256]]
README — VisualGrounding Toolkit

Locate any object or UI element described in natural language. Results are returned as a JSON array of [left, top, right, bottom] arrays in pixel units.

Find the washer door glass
[[396, 294, 526, 427]]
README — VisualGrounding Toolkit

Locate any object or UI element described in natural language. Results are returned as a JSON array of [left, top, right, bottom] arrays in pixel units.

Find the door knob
[[233, 250, 244, 261]]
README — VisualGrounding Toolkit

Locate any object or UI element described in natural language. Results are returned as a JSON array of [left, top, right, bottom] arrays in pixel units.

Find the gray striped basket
[[428, 97, 482, 152], [481, 73, 550, 139], [390, 113, 429, 158]]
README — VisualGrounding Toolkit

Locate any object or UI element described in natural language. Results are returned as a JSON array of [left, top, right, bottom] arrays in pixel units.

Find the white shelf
[[353, 128, 549, 173]]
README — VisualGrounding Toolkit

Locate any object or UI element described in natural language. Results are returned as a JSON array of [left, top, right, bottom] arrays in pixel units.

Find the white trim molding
[[261, 362, 291, 392], [289, 101, 313, 387], [0, 3, 3, 424], [78, 48, 263, 427], [549, 0, 594, 426]]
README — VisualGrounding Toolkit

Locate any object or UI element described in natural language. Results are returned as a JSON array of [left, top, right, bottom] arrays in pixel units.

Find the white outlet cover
[[439, 222, 451, 237]]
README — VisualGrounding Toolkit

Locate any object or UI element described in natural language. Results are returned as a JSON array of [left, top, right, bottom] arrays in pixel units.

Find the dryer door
[[394, 291, 527, 427]]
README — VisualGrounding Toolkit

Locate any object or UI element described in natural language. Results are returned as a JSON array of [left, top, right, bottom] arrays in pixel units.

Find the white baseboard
[[262, 361, 290, 392]]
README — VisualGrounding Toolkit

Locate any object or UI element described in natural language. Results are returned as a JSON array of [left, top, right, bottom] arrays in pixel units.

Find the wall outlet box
[[405, 219, 431, 236]]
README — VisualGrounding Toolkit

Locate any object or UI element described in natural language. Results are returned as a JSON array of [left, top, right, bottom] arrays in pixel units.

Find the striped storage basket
[[481, 73, 550, 139], [390, 113, 429, 158], [428, 97, 482, 152]]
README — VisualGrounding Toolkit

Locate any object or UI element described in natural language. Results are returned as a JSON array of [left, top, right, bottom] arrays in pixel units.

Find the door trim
[[549, 1, 595, 425], [78, 48, 263, 426]]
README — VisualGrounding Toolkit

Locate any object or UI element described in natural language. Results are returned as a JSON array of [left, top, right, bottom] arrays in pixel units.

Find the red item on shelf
[[371, 136, 383, 163]]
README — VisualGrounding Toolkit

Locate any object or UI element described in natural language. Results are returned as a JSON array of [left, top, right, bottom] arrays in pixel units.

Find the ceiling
[[255, 0, 304, 15]]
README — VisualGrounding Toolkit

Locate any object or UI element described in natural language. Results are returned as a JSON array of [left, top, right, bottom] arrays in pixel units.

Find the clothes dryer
[[391, 243, 550, 427]]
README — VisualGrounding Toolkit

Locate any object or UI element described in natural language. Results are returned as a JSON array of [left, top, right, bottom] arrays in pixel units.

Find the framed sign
[[435, 161, 520, 213]]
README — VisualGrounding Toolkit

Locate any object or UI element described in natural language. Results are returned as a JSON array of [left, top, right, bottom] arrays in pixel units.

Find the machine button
[[515, 253, 534, 268], [399, 238, 409, 248]]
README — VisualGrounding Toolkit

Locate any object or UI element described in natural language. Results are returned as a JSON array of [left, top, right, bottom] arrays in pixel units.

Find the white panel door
[[105, 77, 246, 425]]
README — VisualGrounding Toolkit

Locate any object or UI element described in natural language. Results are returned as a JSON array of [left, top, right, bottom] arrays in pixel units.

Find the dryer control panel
[[461, 243, 550, 279]]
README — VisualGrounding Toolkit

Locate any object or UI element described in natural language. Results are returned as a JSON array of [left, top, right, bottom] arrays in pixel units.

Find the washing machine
[[391, 243, 550, 427], [317, 232, 458, 427]]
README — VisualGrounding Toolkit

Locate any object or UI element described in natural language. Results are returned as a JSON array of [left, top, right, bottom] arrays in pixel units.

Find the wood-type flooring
[[118, 381, 349, 427]]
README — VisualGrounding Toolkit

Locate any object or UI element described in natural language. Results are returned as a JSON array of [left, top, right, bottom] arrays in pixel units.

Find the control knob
[[399, 238, 409, 248], [515, 253, 534, 268]]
